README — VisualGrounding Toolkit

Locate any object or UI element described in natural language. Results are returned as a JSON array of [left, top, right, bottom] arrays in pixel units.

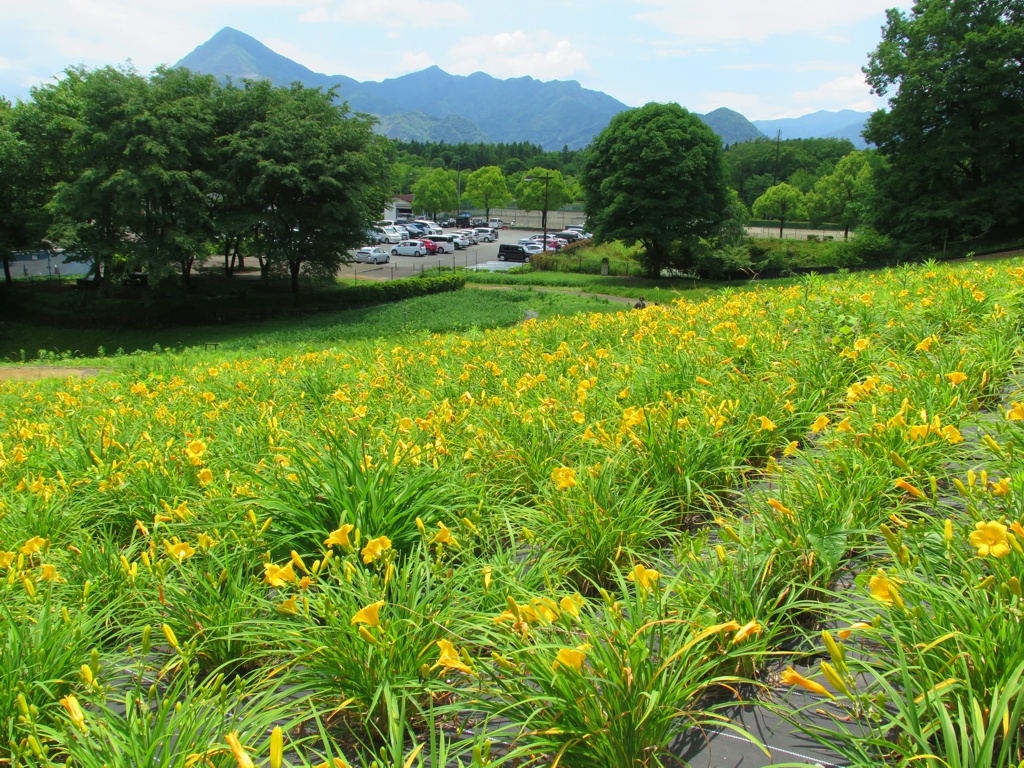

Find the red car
[[418, 238, 440, 254]]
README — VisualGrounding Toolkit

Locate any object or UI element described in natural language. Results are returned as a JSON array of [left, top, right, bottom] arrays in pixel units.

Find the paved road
[[9, 255, 91, 280]]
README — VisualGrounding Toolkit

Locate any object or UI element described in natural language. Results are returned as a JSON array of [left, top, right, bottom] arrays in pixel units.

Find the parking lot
[[345, 228, 541, 282]]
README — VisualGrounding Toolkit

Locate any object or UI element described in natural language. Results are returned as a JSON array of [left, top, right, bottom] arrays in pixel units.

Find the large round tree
[[580, 102, 728, 278], [864, 0, 1024, 247]]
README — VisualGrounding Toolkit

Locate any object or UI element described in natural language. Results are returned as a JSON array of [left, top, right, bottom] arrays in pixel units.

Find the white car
[[457, 230, 478, 244], [354, 246, 390, 264], [451, 233, 471, 249], [415, 220, 443, 236], [391, 240, 428, 257], [380, 226, 403, 244], [523, 243, 544, 255], [473, 227, 498, 243]]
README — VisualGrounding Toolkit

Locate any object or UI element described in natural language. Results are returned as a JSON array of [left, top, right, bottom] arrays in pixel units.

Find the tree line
[[0, 66, 390, 292]]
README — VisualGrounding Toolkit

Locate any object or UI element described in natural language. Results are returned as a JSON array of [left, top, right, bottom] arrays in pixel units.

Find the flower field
[[2, 260, 1024, 767]]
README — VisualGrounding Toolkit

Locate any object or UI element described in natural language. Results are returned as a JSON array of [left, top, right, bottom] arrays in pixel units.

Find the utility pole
[[772, 130, 782, 186], [524, 174, 553, 253]]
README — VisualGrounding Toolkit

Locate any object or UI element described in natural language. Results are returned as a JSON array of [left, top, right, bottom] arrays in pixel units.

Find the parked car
[[473, 227, 498, 243], [451, 233, 471, 249], [440, 217, 456, 228], [554, 230, 585, 242], [391, 239, 430, 257], [403, 222, 427, 236], [457, 229, 478, 244], [522, 243, 544, 256], [497, 243, 531, 262], [380, 226, 403, 244], [354, 246, 390, 264], [423, 235, 456, 253], [489, 218, 505, 229], [414, 220, 443, 235]]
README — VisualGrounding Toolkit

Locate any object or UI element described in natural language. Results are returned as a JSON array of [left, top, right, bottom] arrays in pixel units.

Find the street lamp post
[[524, 175, 552, 254]]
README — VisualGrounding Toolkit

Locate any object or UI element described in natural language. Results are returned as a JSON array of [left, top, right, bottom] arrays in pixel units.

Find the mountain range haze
[[177, 27, 871, 151]]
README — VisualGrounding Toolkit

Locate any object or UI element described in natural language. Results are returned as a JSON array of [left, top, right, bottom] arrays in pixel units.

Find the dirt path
[[0, 366, 100, 382]]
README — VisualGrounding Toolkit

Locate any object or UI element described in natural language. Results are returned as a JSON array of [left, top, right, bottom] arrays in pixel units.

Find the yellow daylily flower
[[781, 667, 834, 699], [783, 440, 800, 457], [552, 646, 587, 673], [869, 569, 900, 605], [809, 415, 831, 433], [627, 564, 661, 590], [360, 535, 392, 564], [758, 416, 777, 432], [733, 619, 763, 643], [837, 622, 873, 640], [20, 536, 48, 556], [990, 477, 1011, 496], [946, 371, 968, 386], [185, 440, 207, 466], [895, 478, 926, 499], [551, 467, 578, 489], [224, 731, 255, 768], [277, 596, 299, 615], [264, 561, 297, 587], [559, 594, 584, 618], [431, 522, 457, 546], [1007, 402, 1024, 421], [767, 498, 794, 518], [164, 540, 196, 561], [324, 524, 355, 548], [434, 639, 473, 674], [60, 694, 87, 732], [0, 551, 16, 569], [970, 521, 1010, 558], [351, 601, 385, 628]]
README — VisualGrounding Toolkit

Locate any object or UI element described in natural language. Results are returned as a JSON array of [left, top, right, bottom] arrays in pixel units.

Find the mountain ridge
[[176, 27, 869, 150]]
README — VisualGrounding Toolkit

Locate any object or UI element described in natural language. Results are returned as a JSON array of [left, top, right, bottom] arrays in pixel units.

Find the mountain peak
[[176, 26, 323, 85]]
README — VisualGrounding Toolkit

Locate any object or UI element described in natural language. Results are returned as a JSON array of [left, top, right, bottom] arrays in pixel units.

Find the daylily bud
[[162, 623, 180, 651], [821, 630, 845, 670], [142, 625, 152, 654], [269, 726, 283, 768], [820, 661, 850, 697]]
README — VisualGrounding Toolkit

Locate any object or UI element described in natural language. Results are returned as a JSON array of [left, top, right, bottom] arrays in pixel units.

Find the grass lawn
[[0, 287, 622, 364]]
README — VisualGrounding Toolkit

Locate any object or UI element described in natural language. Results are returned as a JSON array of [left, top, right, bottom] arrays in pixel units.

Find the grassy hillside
[[2, 260, 1023, 766]]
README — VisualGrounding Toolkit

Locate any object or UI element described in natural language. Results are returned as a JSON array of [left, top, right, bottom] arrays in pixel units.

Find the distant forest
[[390, 136, 862, 212]]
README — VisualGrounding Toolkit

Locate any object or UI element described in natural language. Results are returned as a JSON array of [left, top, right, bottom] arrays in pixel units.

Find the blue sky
[[0, 0, 910, 119]]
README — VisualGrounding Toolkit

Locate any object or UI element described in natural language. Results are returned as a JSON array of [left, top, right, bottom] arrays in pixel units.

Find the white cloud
[[631, 0, 903, 44], [328, 0, 468, 25], [298, 7, 331, 22], [447, 31, 588, 80], [398, 51, 435, 72], [699, 71, 882, 119], [788, 73, 880, 114]]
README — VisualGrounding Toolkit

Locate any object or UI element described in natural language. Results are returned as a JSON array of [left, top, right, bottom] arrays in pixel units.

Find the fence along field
[[1, 258, 1023, 767]]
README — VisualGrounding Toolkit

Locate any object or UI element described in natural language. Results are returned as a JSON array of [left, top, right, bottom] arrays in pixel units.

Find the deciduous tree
[[580, 102, 728, 278], [412, 168, 459, 217], [864, 0, 1024, 245], [515, 167, 569, 230], [806, 151, 873, 239], [753, 183, 806, 238], [463, 166, 509, 225]]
